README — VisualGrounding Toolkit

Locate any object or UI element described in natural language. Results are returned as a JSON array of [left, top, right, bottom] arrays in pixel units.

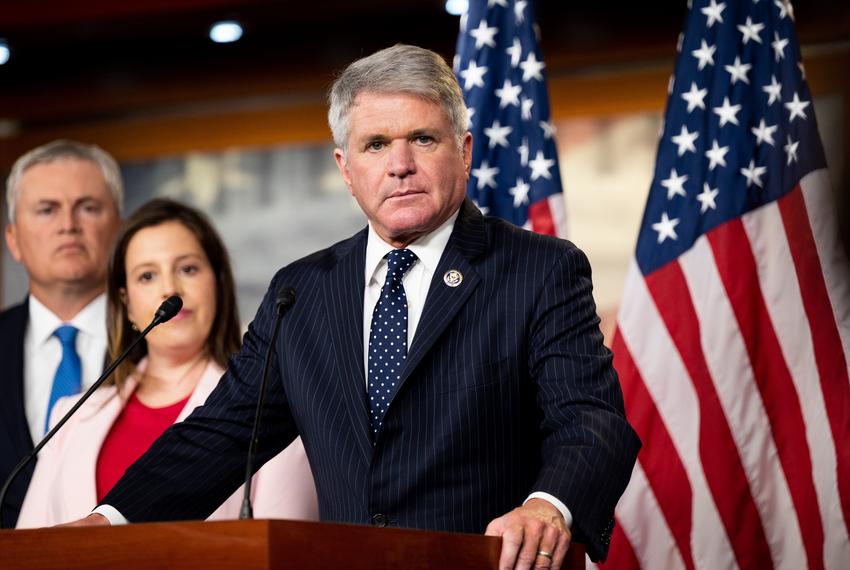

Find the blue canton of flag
[[454, 0, 567, 237], [637, 0, 826, 275]]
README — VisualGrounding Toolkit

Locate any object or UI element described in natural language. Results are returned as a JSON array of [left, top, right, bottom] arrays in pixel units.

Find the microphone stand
[[239, 287, 295, 519], [0, 296, 182, 529]]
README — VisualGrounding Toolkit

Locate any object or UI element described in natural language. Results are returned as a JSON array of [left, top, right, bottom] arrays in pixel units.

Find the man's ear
[[5, 224, 22, 263], [462, 132, 473, 178], [333, 148, 354, 196]]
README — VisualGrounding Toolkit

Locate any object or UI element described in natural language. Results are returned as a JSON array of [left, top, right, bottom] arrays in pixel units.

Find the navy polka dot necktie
[[368, 248, 417, 439]]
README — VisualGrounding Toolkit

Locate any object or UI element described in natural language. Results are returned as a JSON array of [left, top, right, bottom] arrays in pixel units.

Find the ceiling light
[[445, 0, 468, 16], [209, 21, 243, 44]]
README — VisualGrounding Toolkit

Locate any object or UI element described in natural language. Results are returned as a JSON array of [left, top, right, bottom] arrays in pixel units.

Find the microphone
[[0, 295, 183, 529], [239, 286, 296, 520]]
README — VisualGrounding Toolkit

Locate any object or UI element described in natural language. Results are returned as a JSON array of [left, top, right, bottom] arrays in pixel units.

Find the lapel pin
[[443, 269, 463, 287]]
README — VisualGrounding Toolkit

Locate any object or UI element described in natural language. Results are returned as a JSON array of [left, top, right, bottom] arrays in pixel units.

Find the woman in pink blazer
[[17, 199, 318, 527]]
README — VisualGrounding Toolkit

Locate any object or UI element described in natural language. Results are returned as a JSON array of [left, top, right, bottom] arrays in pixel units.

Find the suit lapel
[[398, 200, 488, 391], [324, 229, 373, 463], [0, 301, 35, 454]]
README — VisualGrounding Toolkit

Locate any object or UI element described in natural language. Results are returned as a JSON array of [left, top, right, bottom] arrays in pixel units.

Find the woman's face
[[123, 220, 217, 358]]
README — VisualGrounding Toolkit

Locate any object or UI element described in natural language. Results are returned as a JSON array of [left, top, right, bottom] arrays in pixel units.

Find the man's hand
[[485, 498, 572, 570], [56, 513, 111, 528]]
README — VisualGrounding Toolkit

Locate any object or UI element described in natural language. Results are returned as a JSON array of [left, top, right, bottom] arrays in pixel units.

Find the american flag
[[454, 0, 566, 237], [602, 1, 850, 569]]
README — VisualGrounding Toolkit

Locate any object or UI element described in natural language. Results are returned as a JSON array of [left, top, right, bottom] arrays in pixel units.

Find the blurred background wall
[[0, 0, 847, 326]]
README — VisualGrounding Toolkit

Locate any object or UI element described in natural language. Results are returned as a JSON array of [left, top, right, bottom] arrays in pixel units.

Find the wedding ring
[[537, 549, 553, 559]]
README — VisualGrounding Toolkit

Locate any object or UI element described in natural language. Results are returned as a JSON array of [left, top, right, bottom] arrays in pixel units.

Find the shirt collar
[[28, 293, 107, 346], [364, 208, 460, 287]]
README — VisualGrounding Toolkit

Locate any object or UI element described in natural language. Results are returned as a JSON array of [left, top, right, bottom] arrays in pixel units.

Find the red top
[[96, 392, 190, 502]]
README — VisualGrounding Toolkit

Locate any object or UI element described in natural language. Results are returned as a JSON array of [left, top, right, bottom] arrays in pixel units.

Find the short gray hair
[[328, 44, 469, 152], [6, 139, 124, 223]]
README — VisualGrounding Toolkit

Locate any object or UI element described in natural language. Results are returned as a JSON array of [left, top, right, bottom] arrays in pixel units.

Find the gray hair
[[328, 44, 469, 152], [6, 139, 124, 223]]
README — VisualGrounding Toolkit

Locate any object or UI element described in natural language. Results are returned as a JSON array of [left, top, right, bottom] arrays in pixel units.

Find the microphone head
[[276, 287, 295, 313], [154, 295, 183, 324]]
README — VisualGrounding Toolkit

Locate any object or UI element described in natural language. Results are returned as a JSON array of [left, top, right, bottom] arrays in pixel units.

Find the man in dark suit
[[82, 45, 639, 569], [0, 140, 122, 528]]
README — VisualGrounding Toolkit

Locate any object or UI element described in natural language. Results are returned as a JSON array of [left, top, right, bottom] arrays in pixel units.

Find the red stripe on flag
[[528, 198, 556, 236], [778, 186, 850, 537], [612, 332, 695, 570], [708, 219, 825, 570], [645, 261, 773, 570], [600, 517, 641, 569]]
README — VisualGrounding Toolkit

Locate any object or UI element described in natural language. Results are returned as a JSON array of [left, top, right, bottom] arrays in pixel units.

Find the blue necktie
[[368, 249, 417, 438], [45, 325, 82, 433]]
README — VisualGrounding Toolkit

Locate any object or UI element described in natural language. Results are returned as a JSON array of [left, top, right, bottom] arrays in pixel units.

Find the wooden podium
[[0, 519, 586, 569]]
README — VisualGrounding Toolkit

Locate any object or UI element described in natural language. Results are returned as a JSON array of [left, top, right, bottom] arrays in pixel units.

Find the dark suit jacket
[[0, 301, 34, 529], [104, 200, 640, 560]]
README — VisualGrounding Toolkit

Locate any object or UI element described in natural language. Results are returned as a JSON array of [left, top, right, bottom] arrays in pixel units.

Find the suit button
[[371, 513, 389, 527]]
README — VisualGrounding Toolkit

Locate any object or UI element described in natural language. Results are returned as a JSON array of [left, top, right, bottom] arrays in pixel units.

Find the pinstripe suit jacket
[[103, 199, 640, 561]]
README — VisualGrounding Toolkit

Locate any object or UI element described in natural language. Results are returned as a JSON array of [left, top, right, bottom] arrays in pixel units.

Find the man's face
[[5, 158, 121, 294], [334, 92, 472, 247]]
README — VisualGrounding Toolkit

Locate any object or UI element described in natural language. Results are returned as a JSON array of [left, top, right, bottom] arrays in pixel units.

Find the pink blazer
[[16, 361, 319, 528]]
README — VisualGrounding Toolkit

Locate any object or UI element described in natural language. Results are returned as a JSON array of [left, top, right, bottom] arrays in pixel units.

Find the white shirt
[[362, 211, 458, 381], [24, 294, 108, 443], [99, 208, 571, 527]]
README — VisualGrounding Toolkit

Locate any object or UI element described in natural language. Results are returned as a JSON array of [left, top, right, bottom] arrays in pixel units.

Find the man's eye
[[36, 206, 56, 215], [414, 135, 434, 145], [367, 141, 385, 151]]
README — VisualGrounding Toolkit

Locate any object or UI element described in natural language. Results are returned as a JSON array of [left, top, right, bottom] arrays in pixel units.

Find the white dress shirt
[[24, 294, 107, 443], [99, 207, 572, 528]]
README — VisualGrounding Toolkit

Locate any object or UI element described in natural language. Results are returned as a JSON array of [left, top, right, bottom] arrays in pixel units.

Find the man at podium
[[74, 45, 640, 569]]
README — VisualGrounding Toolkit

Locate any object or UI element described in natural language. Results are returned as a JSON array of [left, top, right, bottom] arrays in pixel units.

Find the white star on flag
[[652, 212, 680, 243], [460, 60, 488, 90], [725, 56, 752, 84], [508, 178, 531, 207], [471, 160, 500, 190], [518, 137, 529, 167], [691, 39, 716, 70], [751, 118, 778, 146], [661, 168, 688, 200], [701, 0, 726, 27], [528, 150, 555, 181], [705, 139, 730, 170], [521, 96, 534, 120], [671, 125, 699, 156], [714, 96, 742, 127], [470, 20, 499, 49], [466, 106, 476, 127], [488, 0, 508, 7], [484, 120, 512, 148], [539, 120, 556, 139], [681, 82, 708, 112], [519, 52, 545, 82], [772, 32, 789, 61], [514, 0, 528, 24], [737, 16, 765, 44], [740, 159, 768, 188], [785, 92, 810, 122], [494, 79, 522, 108], [763, 75, 782, 105], [506, 37, 522, 67], [784, 134, 799, 164], [775, 0, 794, 20], [697, 182, 719, 213]]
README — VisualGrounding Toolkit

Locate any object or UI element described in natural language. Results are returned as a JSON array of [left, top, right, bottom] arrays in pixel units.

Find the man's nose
[[58, 207, 81, 233], [386, 141, 416, 178]]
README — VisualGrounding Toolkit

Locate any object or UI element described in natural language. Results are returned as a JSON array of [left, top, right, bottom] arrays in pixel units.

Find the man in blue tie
[[78, 46, 639, 569], [0, 140, 123, 528]]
